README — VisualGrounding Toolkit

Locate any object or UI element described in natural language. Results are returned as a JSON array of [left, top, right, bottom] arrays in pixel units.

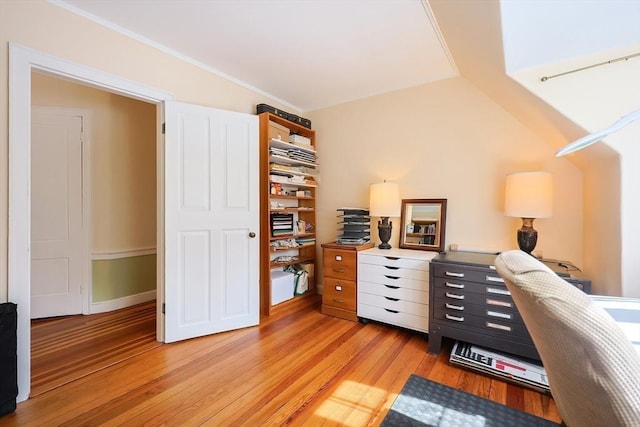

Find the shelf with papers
[[270, 194, 315, 200], [269, 138, 316, 154], [269, 155, 317, 168], [269, 232, 315, 242], [269, 164, 317, 177]]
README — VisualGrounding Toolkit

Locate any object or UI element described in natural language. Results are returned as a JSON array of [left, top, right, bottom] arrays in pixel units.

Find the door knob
[[249, 232, 256, 238]]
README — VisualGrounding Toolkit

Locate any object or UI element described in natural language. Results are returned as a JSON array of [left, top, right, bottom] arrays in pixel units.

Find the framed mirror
[[399, 199, 447, 252]]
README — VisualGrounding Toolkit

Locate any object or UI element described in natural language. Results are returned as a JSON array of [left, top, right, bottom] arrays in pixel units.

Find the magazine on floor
[[450, 341, 550, 394]]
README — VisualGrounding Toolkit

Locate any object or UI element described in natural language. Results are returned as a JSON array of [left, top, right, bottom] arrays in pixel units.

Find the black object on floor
[[381, 374, 560, 427], [0, 303, 18, 416]]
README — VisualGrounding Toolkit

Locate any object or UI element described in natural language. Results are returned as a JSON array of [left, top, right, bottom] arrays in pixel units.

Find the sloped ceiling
[[51, 0, 639, 113], [52, 0, 458, 112]]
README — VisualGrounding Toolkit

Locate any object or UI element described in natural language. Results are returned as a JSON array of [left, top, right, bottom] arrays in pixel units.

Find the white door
[[30, 108, 84, 319], [164, 101, 259, 343]]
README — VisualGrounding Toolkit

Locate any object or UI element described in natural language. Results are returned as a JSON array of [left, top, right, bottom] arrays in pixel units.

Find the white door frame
[[9, 43, 173, 402], [31, 106, 93, 316]]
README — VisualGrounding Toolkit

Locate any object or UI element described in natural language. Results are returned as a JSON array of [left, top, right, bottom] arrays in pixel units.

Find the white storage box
[[289, 134, 311, 146], [271, 270, 294, 305]]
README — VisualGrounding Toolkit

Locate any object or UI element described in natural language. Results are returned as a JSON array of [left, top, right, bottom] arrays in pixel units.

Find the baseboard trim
[[91, 290, 156, 314]]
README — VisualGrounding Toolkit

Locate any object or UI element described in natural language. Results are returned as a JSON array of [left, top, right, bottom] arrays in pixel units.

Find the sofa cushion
[[495, 250, 640, 427]]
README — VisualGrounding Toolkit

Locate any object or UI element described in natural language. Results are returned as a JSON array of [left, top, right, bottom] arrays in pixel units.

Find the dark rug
[[381, 375, 561, 426]]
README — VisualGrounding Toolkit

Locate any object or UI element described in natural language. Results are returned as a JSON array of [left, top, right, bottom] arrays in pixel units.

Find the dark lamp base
[[378, 217, 393, 250], [517, 218, 538, 254]]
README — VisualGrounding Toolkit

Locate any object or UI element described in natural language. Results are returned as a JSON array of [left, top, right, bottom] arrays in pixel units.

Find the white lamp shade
[[370, 182, 401, 217], [505, 172, 553, 218]]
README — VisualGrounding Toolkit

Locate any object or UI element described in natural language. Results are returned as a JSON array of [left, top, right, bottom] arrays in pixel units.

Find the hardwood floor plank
[[0, 302, 563, 426]]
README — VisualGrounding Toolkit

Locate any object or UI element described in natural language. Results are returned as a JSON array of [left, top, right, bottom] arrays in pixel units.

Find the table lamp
[[370, 181, 401, 249], [504, 172, 553, 254]]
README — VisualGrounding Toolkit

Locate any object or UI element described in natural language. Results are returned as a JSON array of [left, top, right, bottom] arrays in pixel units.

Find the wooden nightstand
[[321, 242, 374, 321]]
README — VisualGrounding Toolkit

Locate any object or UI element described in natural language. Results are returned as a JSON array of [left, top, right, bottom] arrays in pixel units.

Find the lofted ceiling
[[51, 0, 640, 113], [52, 0, 458, 112]]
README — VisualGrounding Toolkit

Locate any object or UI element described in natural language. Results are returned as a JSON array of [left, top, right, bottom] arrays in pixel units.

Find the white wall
[[310, 77, 584, 266], [0, 0, 296, 301], [32, 73, 157, 253]]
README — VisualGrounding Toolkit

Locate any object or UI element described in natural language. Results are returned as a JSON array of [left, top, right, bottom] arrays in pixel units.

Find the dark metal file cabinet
[[428, 252, 591, 361]]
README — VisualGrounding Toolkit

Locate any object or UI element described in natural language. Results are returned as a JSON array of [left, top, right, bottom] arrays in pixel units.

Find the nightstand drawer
[[359, 253, 429, 271], [323, 248, 357, 280], [359, 281, 429, 304], [323, 277, 356, 310]]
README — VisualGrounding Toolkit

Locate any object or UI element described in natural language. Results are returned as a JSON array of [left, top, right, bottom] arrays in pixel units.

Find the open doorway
[[29, 72, 158, 395]]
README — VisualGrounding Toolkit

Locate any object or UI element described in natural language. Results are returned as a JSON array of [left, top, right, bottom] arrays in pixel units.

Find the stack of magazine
[[336, 208, 370, 245], [449, 341, 550, 394]]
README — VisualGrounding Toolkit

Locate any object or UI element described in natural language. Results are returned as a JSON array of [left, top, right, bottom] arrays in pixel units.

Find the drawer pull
[[384, 256, 400, 260], [384, 285, 400, 290], [384, 275, 400, 280], [384, 308, 399, 314], [335, 255, 343, 261], [487, 310, 511, 319], [486, 322, 511, 332], [486, 276, 504, 283], [445, 303, 464, 311], [445, 282, 464, 289], [486, 298, 512, 308], [384, 266, 400, 270], [445, 292, 464, 300], [445, 271, 464, 278], [334, 285, 343, 291], [333, 268, 346, 274], [487, 287, 510, 295], [385, 297, 400, 302], [445, 314, 464, 322], [333, 298, 345, 304]]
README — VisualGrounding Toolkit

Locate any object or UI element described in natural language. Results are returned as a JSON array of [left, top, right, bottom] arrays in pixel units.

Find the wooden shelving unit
[[259, 112, 320, 316]]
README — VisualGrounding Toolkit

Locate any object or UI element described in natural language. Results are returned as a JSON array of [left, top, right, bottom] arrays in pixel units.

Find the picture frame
[[399, 198, 447, 252]]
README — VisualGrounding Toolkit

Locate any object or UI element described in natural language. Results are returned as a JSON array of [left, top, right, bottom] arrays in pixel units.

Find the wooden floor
[[30, 301, 160, 397], [2, 299, 561, 426]]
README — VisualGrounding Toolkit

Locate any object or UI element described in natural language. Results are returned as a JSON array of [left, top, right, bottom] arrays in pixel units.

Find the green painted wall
[[92, 255, 156, 303]]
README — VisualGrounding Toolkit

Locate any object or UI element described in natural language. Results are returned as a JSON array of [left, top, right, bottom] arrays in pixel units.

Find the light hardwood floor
[[1, 299, 561, 426]]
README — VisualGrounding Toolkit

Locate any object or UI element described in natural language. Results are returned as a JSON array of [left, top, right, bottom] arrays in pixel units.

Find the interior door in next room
[[31, 108, 85, 319]]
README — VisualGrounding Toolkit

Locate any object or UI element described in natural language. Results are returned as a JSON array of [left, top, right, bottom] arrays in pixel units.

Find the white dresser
[[357, 248, 438, 333]]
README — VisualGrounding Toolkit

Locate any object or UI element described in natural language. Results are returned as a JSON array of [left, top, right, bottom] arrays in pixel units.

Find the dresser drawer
[[358, 270, 428, 291], [359, 281, 429, 304], [432, 263, 503, 285], [323, 277, 356, 311], [358, 253, 429, 271], [432, 277, 512, 298], [359, 263, 428, 282], [432, 296, 523, 323], [358, 304, 428, 333], [432, 307, 531, 342], [359, 292, 428, 317], [323, 248, 357, 280]]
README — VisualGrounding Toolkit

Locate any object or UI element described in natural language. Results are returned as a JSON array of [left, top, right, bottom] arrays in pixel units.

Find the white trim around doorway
[[9, 43, 173, 402]]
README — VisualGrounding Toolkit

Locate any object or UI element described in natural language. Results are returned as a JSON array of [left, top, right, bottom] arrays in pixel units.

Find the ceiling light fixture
[[555, 109, 640, 157]]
